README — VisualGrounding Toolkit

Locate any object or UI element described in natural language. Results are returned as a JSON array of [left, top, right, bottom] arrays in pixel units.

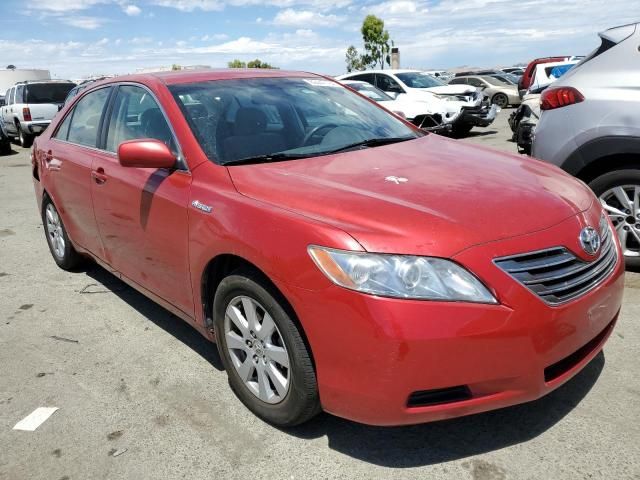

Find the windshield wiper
[[320, 136, 416, 155], [222, 152, 311, 166]]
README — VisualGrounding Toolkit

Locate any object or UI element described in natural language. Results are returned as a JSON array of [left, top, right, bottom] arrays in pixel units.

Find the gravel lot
[[1, 109, 639, 480]]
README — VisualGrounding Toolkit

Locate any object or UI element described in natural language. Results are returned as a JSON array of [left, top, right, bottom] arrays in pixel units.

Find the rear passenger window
[[66, 88, 111, 148], [15, 85, 24, 104], [105, 85, 176, 154]]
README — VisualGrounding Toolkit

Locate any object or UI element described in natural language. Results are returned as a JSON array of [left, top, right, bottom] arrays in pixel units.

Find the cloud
[[60, 15, 105, 29], [123, 4, 142, 15], [273, 8, 344, 27], [149, 0, 224, 11]]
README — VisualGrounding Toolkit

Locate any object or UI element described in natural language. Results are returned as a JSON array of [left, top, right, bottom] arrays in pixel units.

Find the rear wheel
[[42, 197, 82, 270], [589, 169, 640, 268], [492, 93, 509, 109], [17, 124, 33, 148], [213, 269, 320, 426]]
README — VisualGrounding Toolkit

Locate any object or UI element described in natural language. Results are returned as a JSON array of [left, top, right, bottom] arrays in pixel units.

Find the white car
[[528, 61, 577, 92], [1, 80, 76, 147], [336, 69, 499, 136], [340, 80, 461, 131]]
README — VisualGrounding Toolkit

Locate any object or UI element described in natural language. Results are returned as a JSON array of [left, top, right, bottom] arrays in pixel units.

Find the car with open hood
[[32, 69, 624, 427]]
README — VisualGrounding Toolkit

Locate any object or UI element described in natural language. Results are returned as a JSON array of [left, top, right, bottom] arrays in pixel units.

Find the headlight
[[308, 246, 497, 303]]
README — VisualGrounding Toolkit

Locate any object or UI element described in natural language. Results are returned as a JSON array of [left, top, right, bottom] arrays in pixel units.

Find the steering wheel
[[302, 123, 339, 146]]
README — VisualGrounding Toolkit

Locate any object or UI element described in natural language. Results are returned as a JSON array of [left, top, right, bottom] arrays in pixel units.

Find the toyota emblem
[[579, 227, 601, 256]]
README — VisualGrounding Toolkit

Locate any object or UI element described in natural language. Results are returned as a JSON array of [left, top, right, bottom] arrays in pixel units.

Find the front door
[[45, 86, 112, 257], [90, 84, 194, 316]]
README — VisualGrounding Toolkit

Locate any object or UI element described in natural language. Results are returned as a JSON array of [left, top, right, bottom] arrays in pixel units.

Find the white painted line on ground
[[12, 407, 59, 431]]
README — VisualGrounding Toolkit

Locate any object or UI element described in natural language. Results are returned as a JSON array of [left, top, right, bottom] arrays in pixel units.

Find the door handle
[[91, 167, 107, 185], [44, 150, 53, 163]]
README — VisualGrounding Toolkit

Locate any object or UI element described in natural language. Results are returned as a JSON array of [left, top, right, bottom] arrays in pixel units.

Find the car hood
[[414, 85, 477, 95], [227, 135, 594, 257]]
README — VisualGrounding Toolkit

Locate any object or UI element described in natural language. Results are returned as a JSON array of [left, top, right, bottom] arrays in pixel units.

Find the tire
[[41, 196, 82, 270], [213, 268, 320, 426], [588, 169, 640, 269], [18, 125, 33, 148], [492, 93, 509, 109], [450, 123, 474, 138]]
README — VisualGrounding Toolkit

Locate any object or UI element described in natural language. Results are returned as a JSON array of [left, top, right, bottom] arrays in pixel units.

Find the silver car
[[532, 22, 640, 267], [448, 75, 520, 108]]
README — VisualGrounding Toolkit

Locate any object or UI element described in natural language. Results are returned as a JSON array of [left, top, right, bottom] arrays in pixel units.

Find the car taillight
[[23, 107, 32, 121], [540, 87, 584, 110]]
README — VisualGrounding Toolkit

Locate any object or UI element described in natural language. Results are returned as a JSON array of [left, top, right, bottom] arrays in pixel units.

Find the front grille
[[494, 216, 617, 305]]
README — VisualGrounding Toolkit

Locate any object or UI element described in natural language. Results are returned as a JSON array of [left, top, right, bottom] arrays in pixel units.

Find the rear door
[[3, 87, 15, 134], [45, 86, 112, 257], [90, 83, 193, 316]]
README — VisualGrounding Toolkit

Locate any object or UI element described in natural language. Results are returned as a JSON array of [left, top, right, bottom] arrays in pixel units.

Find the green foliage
[[360, 15, 391, 70], [228, 59, 277, 69], [345, 45, 367, 72], [171, 64, 182, 71], [227, 59, 247, 68]]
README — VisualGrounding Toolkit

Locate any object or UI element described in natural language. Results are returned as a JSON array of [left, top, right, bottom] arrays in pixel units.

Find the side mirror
[[386, 91, 399, 99], [118, 139, 176, 169]]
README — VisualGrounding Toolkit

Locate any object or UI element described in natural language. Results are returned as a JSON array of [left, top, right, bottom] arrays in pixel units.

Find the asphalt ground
[[1, 109, 639, 479]]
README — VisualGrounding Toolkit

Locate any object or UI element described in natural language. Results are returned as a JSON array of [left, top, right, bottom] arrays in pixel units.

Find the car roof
[[92, 69, 319, 87]]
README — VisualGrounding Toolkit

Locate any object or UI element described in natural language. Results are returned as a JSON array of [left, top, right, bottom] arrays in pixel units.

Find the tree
[[345, 45, 365, 72], [227, 59, 247, 68], [171, 64, 182, 71], [227, 59, 277, 69], [247, 59, 276, 69], [361, 15, 391, 70]]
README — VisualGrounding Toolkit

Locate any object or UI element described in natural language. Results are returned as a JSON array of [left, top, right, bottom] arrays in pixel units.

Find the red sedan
[[32, 70, 624, 426]]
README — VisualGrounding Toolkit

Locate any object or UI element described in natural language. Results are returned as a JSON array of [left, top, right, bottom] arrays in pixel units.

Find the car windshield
[[483, 76, 511, 86], [395, 72, 445, 88], [170, 77, 421, 165], [344, 82, 393, 102], [25, 83, 75, 104]]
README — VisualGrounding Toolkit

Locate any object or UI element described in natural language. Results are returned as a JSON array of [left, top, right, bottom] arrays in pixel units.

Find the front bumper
[[458, 103, 499, 128], [283, 208, 624, 426]]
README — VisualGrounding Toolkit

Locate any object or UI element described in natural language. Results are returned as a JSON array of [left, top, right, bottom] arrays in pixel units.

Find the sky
[[0, 0, 638, 79]]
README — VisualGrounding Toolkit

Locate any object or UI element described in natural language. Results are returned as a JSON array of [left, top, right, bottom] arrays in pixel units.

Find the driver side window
[[105, 85, 176, 154], [375, 74, 403, 93]]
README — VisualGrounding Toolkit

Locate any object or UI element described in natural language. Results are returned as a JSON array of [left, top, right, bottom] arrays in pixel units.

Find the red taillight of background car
[[22, 107, 32, 122], [540, 87, 584, 111]]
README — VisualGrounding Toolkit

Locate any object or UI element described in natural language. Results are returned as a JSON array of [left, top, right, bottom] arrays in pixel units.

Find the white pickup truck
[[1, 80, 75, 147]]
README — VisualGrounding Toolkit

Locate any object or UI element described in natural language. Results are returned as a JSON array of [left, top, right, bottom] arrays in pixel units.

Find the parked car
[[533, 22, 640, 267], [423, 70, 453, 81], [527, 60, 577, 92], [1, 80, 75, 147], [0, 118, 11, 155], [340, 80, 461, 131], [490, 73, 520, 85], [449, 75, 520, 108], [508, 90, 542, 154], [454, 70, 502, 77], [501, 67, 525, 75], [336, 70, 498, 136], [33, 69, 623, 427], [518, 56, 570, 96]]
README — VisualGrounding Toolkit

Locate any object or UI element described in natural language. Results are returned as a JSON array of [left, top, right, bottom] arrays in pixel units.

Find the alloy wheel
[[45, 203, 66, 259], [224, 295, 291, 404], [599, 185, 640, 258]]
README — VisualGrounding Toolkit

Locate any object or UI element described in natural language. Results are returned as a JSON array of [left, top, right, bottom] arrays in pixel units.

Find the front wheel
[[213, 269, 320, 426], [42, 197, 82, 270], [589, 169, 640, 268], [492, 93, 509, 109]]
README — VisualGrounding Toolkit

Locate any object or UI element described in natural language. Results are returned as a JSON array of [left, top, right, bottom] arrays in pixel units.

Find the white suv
[[1, 80, 75, 147]]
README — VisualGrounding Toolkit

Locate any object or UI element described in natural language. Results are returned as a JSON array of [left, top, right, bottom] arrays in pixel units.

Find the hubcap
[[224, 296, 291, 404], [45, 204, 65, 259], [599, 185, 640, 258]]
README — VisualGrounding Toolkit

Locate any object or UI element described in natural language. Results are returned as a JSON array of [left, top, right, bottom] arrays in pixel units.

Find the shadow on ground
[[83, 264, 224, 371], [81, 263, 605, 468], [463, 129, 499, 138]]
